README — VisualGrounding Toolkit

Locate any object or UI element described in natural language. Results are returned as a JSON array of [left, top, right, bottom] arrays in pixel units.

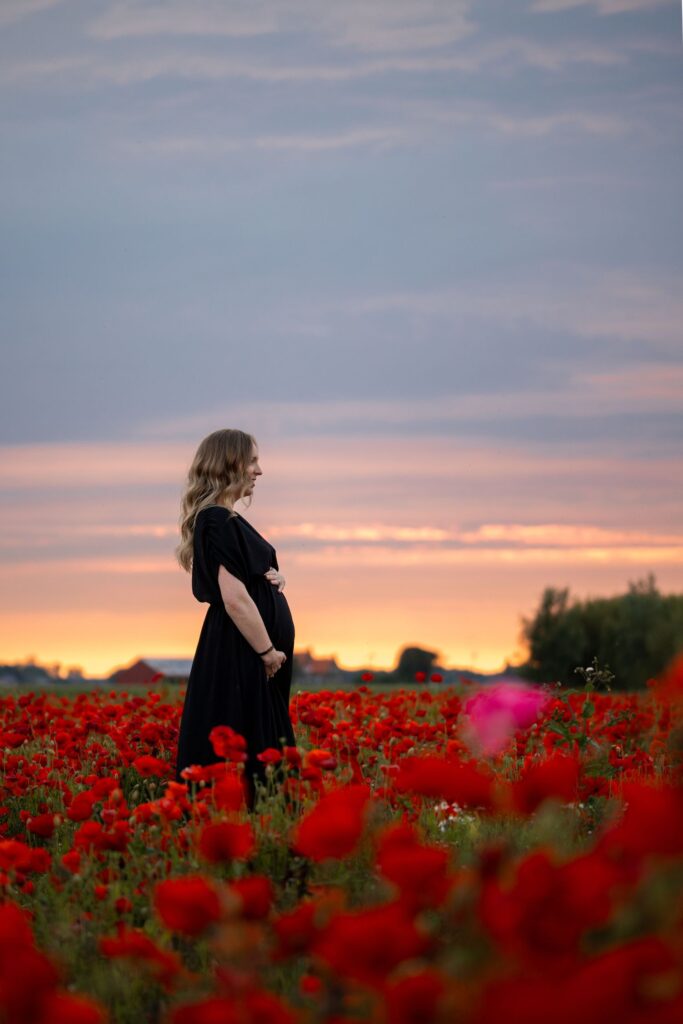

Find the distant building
[[0, 663, 54, 687], [295, 648, 339, 678], [0, 668, 23, 687], [109, 658, 192, 685], [109, 650, 342, 686]]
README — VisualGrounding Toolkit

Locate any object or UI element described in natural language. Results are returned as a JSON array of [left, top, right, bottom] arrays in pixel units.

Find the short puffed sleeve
[[205, 508, 250, 585], [191, 507, 250, 603]]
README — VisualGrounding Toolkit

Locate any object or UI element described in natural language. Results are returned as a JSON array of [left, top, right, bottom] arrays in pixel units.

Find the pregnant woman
[[174, 429, 296, 806]]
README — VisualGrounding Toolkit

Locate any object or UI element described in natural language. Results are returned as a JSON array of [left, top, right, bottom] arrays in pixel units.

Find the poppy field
[[1, 662, 682, 1024]]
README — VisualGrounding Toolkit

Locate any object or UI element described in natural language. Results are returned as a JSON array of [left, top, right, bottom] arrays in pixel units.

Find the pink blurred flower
[[461, 681, 548, 757]]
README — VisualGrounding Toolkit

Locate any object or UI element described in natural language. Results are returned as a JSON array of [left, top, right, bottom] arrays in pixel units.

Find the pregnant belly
[[250, 578, 295, 651]]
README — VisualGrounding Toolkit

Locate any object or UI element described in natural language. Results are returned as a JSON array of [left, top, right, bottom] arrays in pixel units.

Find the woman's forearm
[[223, 593, 272, 653]]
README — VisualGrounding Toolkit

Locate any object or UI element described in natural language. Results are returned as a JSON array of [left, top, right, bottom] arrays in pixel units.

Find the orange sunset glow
[[2, 436, 681, 679]]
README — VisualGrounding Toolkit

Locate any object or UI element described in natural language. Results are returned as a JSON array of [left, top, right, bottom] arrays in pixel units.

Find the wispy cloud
[[289, 544, 683, 567], [3, 556, 177, 575], [268, 523, 453, 543], [530, 0, 670, 14], [87, 0, 476, 53], [112, 106, 627, 160], [132, 359, 683, 445], [480, 109, 627, 137], [0, 442, 188, 488], [123, 126, 409, 155], [0, 0, 63, 29], [268, 521, 683, 550], [458, 524, 683, 547], [338, 269, 683, 348], [0, 40, 632, 91], [5, 539, 681, 573]]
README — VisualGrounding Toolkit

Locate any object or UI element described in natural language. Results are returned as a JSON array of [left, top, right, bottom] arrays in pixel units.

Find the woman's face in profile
[[243, 444, 262, 498]]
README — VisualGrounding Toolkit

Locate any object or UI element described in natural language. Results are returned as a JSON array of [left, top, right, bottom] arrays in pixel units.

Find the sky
[[1, 0, 682, 678]]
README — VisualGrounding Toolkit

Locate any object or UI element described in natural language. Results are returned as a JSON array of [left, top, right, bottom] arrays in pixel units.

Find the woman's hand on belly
[[264, 567, 286, 592]]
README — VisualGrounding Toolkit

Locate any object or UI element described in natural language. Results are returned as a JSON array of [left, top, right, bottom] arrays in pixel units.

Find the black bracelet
[[257, 643, 274, 657]]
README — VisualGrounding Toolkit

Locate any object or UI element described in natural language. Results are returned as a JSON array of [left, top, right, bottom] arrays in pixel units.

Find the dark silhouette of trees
[[520, 575, 683, 690], [392, 646, 439, 681]]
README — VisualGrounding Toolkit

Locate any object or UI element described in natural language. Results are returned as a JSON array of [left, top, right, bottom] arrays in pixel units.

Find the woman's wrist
[[257, 643, 274, 657]]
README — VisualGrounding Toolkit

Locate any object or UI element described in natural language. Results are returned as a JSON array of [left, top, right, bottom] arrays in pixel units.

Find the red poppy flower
[[228, 875, 273, 919], [305, 749, 337, 770], [299, 972, 323, 996], [61, 850, 81, 875], [479, 848, 620, 964], [649, 653, 683, 705], [376, 822, 454, 910], [35, 992, 106, 1024], [257, 748, 283, 765], [209, 726, 247, 762], [474, 936, 682, 1024], [241, 990, 297, 1024], [293, 784, 372, 861], [171, 998, 239, 1024], [132, 755, 170, 778], [26, 813, 58, 839], [0, 901, 107, 1024], [198, 821, 255, 863], [393, 755, 495, 809], [99, 925, 182, 989], [0, 839, 34, 873], [313, 900, 430, 988], [212, 774, 246, 812], [66, 792, 95, 823], [283, 746, 302, 767], [601, 781, 683, 860], [511, 753, 579, 815], [154, 876, 221, 936], [272, 901, 321, 959], [384, 967, 448, 1024]]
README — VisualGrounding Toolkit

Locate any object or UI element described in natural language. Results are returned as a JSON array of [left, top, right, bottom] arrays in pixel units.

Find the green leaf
[[547, 720, 573, 742]]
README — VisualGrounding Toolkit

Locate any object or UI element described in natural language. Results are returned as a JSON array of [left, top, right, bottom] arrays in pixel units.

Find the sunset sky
[[1, 0, 682, 678]]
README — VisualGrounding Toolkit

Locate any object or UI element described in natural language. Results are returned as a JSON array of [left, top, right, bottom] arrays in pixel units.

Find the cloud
[[87, 0, 476, 54], [124, 126, 410, 155], [268, 523, 453, 543], [457, 524, 683, 547], [119, 107, 628, 159], [479, 109, 627, 137], [1, 41, 631, 91], [288, 544, 683, 567], [134, 361, 683, 445], [0, 441, 189, 488], [338, 269, 683, 348], [6, 528, 683, 577], [0, 0, 63, 29], [530, 0, 669, 14], [3, 556, 176, 575], [266, 521, 683, 550]]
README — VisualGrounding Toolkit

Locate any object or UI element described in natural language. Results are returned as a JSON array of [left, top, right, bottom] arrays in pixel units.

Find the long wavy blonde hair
[[175, 428, 257, 572]]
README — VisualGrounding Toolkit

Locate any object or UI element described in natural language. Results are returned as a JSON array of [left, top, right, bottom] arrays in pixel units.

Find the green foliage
[[520, 575, 683, 689]]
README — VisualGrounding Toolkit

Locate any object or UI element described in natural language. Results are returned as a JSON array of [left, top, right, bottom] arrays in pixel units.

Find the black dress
[[175, 505, 296, 786]]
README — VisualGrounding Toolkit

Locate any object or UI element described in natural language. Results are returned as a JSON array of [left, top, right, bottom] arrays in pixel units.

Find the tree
[[519, 576, 683, 690], [392, 646, 439, 681]]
